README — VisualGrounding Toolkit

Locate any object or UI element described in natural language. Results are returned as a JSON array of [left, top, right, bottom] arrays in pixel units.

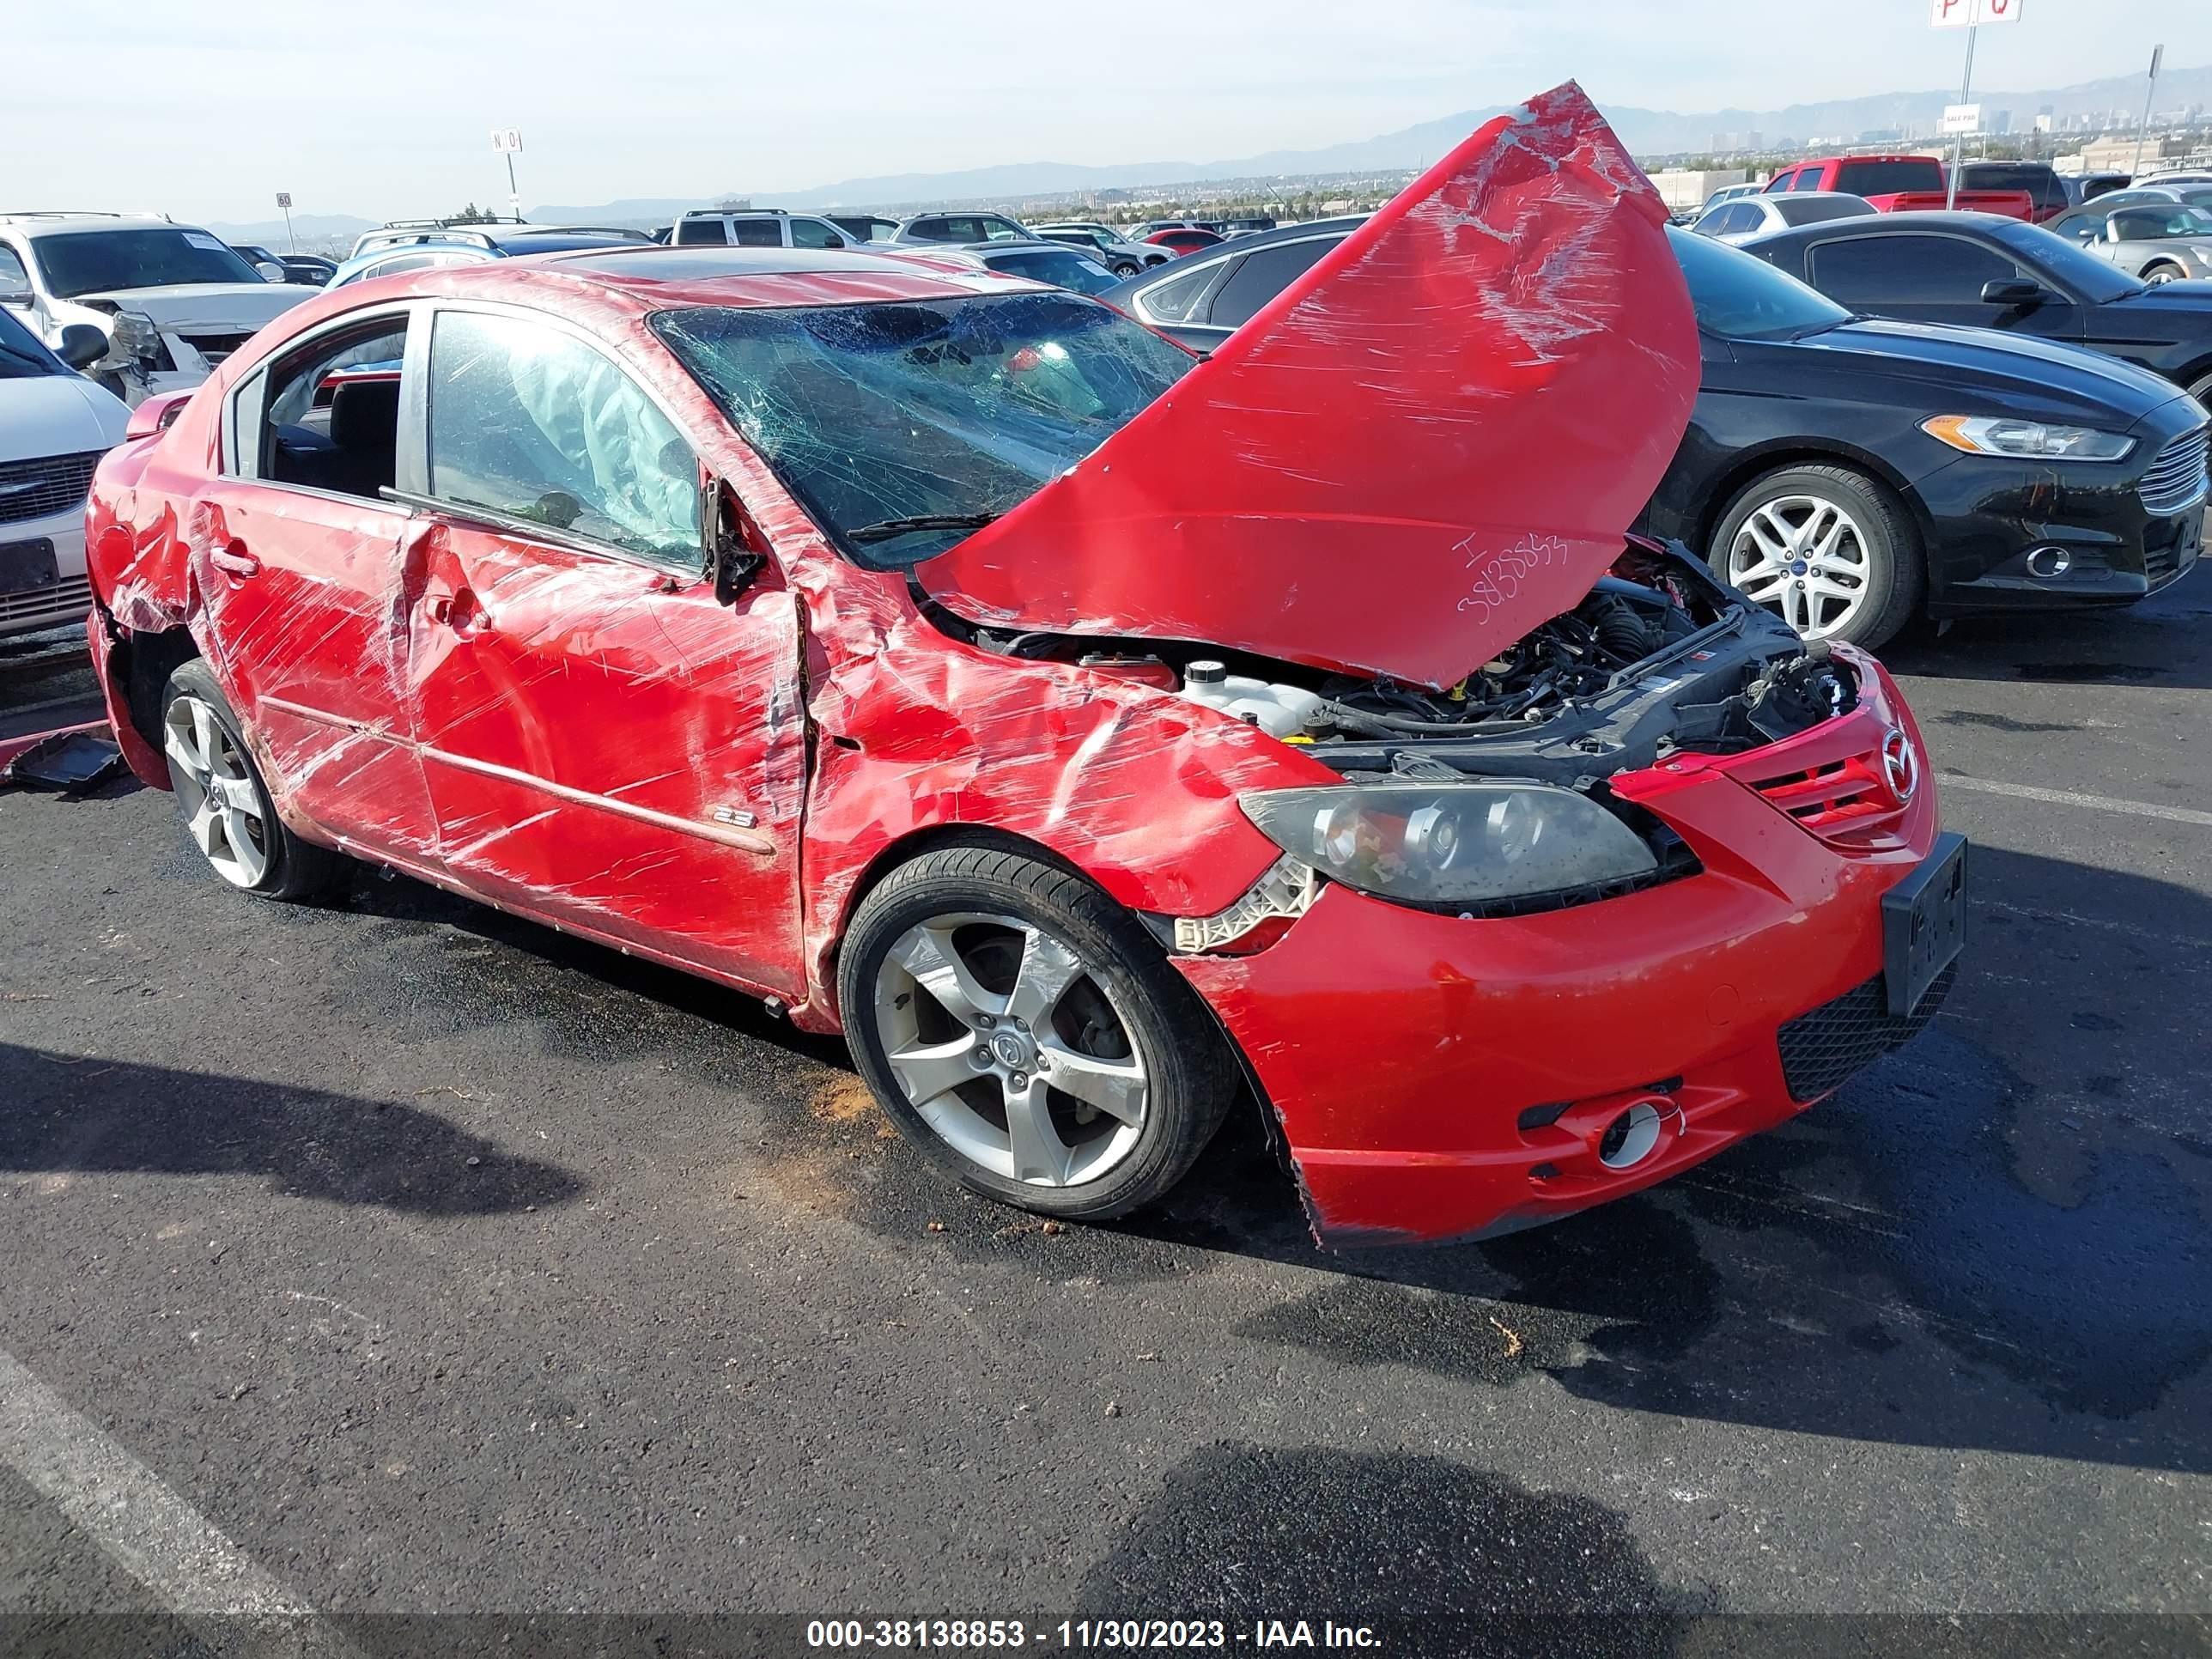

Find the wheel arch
[[1692, 440, 1931, 561], [811, 823, 1116, 1030], [820, 820, 1281, 1182]]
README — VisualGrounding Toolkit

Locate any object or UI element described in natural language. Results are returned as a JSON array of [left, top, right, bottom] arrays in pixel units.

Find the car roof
[[0, 213, 198, 237], [1747, 208, 2021, 244], [1099, 216, 1370, 305], [493, 244, 1018, 307]]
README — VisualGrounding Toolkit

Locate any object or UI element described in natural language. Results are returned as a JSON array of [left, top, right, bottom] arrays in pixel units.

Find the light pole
[[1946, 23, 1977, 209], [2131, 46, 2164, 179]]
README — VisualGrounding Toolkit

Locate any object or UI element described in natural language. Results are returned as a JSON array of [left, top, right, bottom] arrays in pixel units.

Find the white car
[[1690, 191, 1875, 246], [0, 213, 313, 409], [0, 307, 130, 639]]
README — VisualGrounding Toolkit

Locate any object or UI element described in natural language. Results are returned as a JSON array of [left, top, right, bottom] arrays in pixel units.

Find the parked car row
[[1105, 204, 2209, 649]]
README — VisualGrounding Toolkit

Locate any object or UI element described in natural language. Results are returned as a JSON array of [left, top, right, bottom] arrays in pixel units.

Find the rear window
[[1832, 160, 1944, 198], [1964, 163, 2065, 210], [1774, 197, 1873, 227]]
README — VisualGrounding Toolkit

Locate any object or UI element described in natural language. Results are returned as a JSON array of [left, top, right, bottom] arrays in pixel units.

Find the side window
[[728, 219, 784, 247], [907, 218, 955, 243], [979, 216, 1030, 242], [1205, 238, 1335, 329], [1791, 169, 1828, 192], [2109, 210, 2163, 242], [673, 220, 728, 246], [1763, 171, 1794, 194], [790, 218, 842, 249], [246, 315, 411, 498], [425, 310, 701, 569], [1135, 259, 1225, 325], [0, 244, 31, 301], [1811, 235, 2015, 305], [367, 252, 441, 280]]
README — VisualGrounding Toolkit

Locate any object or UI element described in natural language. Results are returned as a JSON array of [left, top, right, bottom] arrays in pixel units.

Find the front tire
[[1709, 464, 1923, 648], [839, 845, 1237, 1220], [2142, 262, 2185, 285], [160, 660, 344, 900], [1113, 260, 1141, 277]]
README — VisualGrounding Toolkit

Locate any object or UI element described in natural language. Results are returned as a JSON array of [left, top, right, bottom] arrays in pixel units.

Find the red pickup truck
[[1763, 155, 2035, 220]]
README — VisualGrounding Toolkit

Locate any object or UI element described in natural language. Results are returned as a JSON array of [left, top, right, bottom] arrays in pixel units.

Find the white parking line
[[1939, 773, 2212, 830], [0, 1346, 359, 1658]]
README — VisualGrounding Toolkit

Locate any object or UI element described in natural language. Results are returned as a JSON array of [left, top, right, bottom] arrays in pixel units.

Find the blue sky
[[9, 0, 2206, 222]]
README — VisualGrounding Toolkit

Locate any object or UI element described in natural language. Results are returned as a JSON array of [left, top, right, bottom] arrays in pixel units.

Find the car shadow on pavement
[[1879, 580, 2212, 690], [0, 1043, 586, 1216], [1127, 839, 2212, 1474]]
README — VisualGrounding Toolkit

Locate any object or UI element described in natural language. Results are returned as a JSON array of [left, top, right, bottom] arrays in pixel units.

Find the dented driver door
[[397, 304, 809, 1000]]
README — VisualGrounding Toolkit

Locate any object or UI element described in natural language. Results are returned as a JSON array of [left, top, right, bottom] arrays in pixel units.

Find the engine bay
[[939, 539, 1859, 787]]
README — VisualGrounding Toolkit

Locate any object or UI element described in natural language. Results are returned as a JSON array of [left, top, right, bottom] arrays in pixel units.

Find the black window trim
[[401, 296, 711, 576], [220, 299, 425, 507], [1799, 226, 2091, 310], [1130, 230, 1346, 334]]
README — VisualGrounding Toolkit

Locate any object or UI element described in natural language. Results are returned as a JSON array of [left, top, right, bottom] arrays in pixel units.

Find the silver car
[[1030, 222, 1169, 277], [2049, 200, 2212, 284], [1691, 191, 1875, 246]]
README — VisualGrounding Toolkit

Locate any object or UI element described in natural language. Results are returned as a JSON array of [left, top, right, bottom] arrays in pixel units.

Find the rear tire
[[160, 660, 345, 901], [1709, 464, 1923, 649], [839, 845, 1237, 1221], [2186, 368, 2212, 405]]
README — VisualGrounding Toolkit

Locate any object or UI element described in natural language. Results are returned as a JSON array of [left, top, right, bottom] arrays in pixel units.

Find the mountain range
[[206, 62, 2207, 245]]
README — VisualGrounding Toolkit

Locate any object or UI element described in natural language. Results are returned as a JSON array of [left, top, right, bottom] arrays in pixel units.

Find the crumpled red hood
[[915, 82, 1701, 691]]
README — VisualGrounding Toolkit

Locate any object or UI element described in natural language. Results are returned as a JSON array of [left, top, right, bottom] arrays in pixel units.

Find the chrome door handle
[[210, 542, 260, 578]]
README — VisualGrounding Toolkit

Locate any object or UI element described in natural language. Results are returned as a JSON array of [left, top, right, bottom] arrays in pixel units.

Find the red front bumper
[[1176, 665, 1941, 1246]]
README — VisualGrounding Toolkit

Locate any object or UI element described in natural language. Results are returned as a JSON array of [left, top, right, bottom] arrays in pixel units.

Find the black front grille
[[0, 450, 102, 526], [1778, 963, 1956, 1102]]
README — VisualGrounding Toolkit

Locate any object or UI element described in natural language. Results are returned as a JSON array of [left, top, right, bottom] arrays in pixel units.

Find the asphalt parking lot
[[2, 587, 2209, 1656]]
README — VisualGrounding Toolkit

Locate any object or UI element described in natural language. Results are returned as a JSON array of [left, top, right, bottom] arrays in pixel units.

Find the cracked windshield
[[655, 290, 1193, 564]]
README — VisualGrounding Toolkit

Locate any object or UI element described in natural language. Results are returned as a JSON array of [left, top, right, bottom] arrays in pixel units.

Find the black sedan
[[1739, 211, 2212, 404], [1106, 226, 2209, 647]]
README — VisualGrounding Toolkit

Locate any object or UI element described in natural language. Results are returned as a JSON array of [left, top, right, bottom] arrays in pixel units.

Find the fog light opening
[[2025, 545, 2073, 580], [1597, 1101, 1665, 1171]]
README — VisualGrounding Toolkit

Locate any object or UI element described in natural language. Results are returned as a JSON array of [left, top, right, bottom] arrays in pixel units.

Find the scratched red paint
[[81, 83, 1946, 1246], [919, 82, 1702, 690]]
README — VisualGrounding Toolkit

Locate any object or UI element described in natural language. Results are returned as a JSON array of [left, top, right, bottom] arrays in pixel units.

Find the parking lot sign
[[1931, 0, 2021, 23], [1941, 104, 1981, 134], [274, 191, 290, 209], [491, 129, 523, 153]]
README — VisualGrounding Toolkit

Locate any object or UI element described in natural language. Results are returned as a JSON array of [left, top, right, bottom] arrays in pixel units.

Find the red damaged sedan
[[82, 85, 1963, 1246]]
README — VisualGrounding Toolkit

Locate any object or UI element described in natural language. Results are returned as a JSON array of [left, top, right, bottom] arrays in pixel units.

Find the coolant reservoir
[[1176, 660, 1323, 740]]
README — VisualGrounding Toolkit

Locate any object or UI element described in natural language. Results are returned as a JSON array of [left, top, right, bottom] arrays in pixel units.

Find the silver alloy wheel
[[1727, 492, 1874, 640], [2144, 265, 2181, 285], [163, 695, 270, 889], [873, 912, 1149, 1188]]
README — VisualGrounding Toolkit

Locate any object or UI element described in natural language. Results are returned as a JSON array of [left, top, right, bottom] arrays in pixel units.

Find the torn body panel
[[915, 82, 1701, 690]]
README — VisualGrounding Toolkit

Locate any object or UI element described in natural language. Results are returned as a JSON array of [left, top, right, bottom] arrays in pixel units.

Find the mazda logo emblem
[[1881, 728, 1917, 804]]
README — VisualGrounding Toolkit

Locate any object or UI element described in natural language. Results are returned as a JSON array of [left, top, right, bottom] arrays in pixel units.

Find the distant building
[[1647, 167, 1752, 212], [1987, 109, 2011, 135]]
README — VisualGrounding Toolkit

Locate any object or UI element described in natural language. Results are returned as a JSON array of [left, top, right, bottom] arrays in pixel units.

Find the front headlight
[[106, 309, 163, 362], [1921, 415, 2135, 462], [1239, 782, 1657, 908]]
